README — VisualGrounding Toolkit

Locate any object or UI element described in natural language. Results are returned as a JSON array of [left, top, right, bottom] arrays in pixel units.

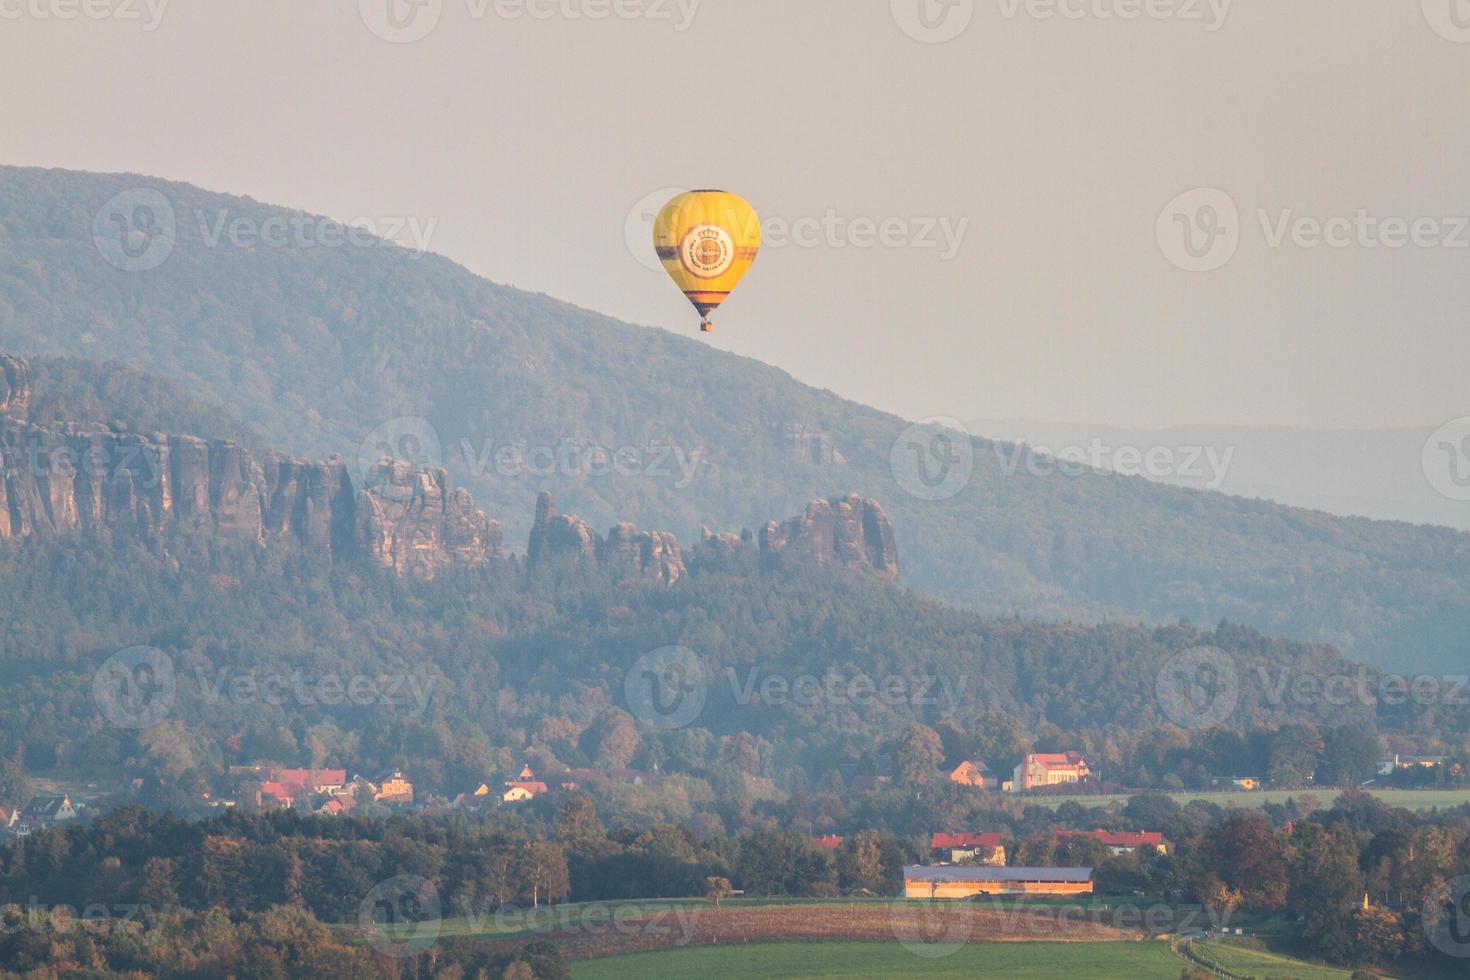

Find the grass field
[[1189, 938, 1351, 979], [1028, 787, 1470, 812], [570, 940, 1187, 979]]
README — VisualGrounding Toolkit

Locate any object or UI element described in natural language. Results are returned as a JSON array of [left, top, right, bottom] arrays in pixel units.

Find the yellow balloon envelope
[[653, 190, 760, 332]]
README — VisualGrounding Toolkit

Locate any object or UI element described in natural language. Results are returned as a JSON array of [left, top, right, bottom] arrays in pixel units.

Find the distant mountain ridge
[[972, 418, 1466, 532], [2, 165, 1469, 670]]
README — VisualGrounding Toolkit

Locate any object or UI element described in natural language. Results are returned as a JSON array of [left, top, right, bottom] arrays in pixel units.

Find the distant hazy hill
[[972, 419, 1465, 531], [2, 164, 1468, 670]]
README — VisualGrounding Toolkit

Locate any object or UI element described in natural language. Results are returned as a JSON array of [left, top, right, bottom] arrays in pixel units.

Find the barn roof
[[903, 865, 1092, 883]]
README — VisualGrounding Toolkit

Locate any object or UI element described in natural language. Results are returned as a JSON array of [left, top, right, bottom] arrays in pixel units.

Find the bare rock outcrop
[[0, 354, 30, 417], [529, 492, 685, 585], [760, 493, 900, 583], [0, 352, 503, 576], [354, 460, 503, 578]]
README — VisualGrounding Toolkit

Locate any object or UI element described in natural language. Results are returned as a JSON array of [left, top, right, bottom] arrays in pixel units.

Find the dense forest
[[4, 165, 1470, 670], [0, 528, 1463, 825]]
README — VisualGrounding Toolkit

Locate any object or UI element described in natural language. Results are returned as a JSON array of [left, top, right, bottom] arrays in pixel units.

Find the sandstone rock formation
[[354, 460, 503, 578], [0, 353, 503, 576], [759, 493, 900, 583], [0, 354, 899, 589], [0, 354, 29, 417], [528, 491, 685, 585]]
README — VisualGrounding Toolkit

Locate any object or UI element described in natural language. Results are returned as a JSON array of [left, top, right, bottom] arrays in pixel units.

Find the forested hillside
[[0, 527, 1440, 806], [2, 165, 1469, 670]]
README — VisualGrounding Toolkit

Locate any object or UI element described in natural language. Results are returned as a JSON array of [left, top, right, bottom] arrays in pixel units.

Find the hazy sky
[[2, 0, 1468, 429]]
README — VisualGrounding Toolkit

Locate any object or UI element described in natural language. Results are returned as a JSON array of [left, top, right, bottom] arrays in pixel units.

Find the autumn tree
[[704, 876, 732, 908]]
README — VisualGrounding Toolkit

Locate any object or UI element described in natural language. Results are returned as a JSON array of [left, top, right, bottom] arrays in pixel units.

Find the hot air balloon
[[653, 190, 760, 333]]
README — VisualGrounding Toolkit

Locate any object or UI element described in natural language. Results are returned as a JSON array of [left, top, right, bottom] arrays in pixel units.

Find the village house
[[1009, 752, 1092, 793], [929, 832, 1007, 866], [260, 781, 311, 809], [316, 795, 358, 816], [812, 835, 845, 852], [501, 780, 549, 803], [903, 865, 1093, 899], [272, 769, 347, 793], [373, 769, 414, 804], [1054, 829, 1168, 855], [500, 766, 651, 801], [20, 795, 77, 825], [946, 760, 998, 789]]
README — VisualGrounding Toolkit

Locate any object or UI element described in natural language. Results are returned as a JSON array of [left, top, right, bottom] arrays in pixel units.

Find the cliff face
[[0, 355, 29, 417], [529, 491, 685, 585], [759, 493, 900, 583], [0, 354, 896, 588], [0, 353, 503, 576], [354, 460, 503, 577]]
